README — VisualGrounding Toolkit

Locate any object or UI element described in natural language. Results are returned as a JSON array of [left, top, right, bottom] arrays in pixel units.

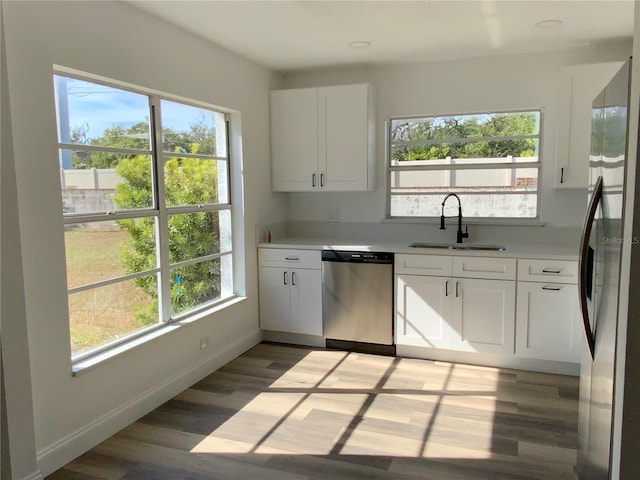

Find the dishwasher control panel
[[321, 250, 393, 264]]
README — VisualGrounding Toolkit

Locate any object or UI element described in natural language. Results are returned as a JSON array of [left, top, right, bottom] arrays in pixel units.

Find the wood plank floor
[[46, 343, 579, 480]]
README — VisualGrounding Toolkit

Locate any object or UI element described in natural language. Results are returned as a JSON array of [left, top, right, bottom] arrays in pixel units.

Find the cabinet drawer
[[259, 248, 320, 269], [452, 256, 516, 280], [395, 254, 452, 277], [518, 259, 578, 284]]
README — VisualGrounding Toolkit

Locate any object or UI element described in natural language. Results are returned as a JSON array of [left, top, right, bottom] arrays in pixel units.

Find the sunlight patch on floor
[[190, 351, 500, 459]]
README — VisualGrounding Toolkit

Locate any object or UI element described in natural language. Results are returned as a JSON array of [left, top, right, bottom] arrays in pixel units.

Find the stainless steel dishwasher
[[321, 250, 395, 355]]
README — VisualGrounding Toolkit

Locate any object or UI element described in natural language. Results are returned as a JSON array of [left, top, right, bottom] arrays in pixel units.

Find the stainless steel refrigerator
[[577, 60, 631, 480]]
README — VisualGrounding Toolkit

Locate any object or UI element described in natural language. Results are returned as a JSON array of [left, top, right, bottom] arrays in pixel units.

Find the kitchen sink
[[409, 242, 506, 251]]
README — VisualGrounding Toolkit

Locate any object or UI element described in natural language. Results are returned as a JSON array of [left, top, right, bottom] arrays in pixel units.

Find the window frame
[[54, 70, 236, 363], [385, 109, 544, 223]]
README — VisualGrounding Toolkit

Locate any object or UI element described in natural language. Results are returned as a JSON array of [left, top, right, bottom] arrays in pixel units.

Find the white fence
[[389, 157, 539, 218], [390, 157, 538, 189], [60, 168, 120, 190]]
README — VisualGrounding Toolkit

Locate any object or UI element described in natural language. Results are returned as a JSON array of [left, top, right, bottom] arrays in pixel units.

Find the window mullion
[[388, 162, 540, 172], [58, 143, 152, 156], [150, 97, 172, 323]]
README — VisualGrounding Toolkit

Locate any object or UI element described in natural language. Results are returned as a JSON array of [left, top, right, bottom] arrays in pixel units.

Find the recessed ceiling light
[[348, 41, 371, 49], [535, 19, 563, 29]]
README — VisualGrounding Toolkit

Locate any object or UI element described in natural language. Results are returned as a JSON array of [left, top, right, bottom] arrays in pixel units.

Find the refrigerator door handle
[[578, 175, 603, 360]]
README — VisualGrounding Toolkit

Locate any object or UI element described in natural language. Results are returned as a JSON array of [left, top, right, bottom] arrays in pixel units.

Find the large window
[[54, 73, 233, 359], [388, 110, 541, 219]]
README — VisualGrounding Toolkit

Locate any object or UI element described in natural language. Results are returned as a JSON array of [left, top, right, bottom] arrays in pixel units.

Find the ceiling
[[127, 1, 634, 73]]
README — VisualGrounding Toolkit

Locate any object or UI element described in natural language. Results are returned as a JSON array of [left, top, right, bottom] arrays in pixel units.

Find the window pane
[[390, 168, 539, 192], [60, 150, 153, 213], [220, 253, 234, 299], [65, 220, 157, 290], [391, 140, 539, 165], [161, 100, 227, 157], [164, 157, 228, 206], [218, 209, 233, 253], [53, 75, 150, 150], [69, 274, 159, 356], [390, 111, 540, 142], [168, 211, 222, 264], [170, 258, 222, 316], [390, 193, 538, 218]]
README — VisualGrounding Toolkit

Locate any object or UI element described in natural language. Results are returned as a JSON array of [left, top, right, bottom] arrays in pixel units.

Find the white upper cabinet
[[270, 88, 319, 191], [270, 83, 375, 192], [554, 61, 624, 189]]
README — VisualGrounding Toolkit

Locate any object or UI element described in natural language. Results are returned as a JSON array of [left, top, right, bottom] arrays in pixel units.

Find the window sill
[[71, 295, 246, 376], [381, 217, 546, 227]]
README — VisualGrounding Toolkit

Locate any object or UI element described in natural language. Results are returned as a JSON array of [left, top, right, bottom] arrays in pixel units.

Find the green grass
[[65, 227, 157, 356]]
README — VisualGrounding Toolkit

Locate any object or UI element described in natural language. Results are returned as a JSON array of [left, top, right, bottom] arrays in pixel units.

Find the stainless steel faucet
[[440, 193, 469, 243]]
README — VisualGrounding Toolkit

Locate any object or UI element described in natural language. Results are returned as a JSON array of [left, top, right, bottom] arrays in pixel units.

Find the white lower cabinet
[[450, 278, 516, 355], [395, 274, 452, 348], [257, 249, 581, 370], [515, 258, 581, 363], [259, 267, 292, 333], [258, 249, 322, 336], [395, 254, 516, 355], [515, 282, 582, 363]]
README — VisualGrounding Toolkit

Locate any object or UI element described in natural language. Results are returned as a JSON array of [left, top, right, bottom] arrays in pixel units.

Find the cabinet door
[[258, 267, 292, 332], [450, 278, 516, 355], [516, 282, 583, 363], [320, 84, 372, 191], [271, 88, 319, 191], [395, 274, 452, 348], [289, 268, 323, 336], [555, 61, 624, 188]]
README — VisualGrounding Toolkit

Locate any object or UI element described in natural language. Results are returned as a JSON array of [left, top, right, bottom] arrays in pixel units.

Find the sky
[[53, 75, 219, 144]]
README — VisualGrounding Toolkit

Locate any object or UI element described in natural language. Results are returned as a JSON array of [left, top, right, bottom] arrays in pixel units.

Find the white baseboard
[[36, 329, 262, 477], [18, 471, 43, 480], [262, 330, 325, 348], [396, 344, 580, 376]]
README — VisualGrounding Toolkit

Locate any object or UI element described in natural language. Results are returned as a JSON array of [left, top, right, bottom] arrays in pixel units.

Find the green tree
[[110, 129, 221, 324], [392, 113, 538, 162]]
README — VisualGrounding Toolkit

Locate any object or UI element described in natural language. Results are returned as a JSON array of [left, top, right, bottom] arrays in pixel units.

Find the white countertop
[[258, 238, 579, 260]]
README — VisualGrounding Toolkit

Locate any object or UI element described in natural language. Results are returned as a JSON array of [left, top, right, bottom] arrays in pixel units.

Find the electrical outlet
[[199, 336, 209, 350], [329, 207, 340, 221]]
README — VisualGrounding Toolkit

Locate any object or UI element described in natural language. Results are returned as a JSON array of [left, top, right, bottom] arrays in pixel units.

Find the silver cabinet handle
[[283, 271, 288, 285], [312, 173, 316, 187], [320, 173, 325, 187], [542, 285, 561, 291], [292, 272, 296, 286], [542, 268, 562, 274], [445, 279, 449, 297], [285, 256, 299, 261], [455, 281, 459, 297]]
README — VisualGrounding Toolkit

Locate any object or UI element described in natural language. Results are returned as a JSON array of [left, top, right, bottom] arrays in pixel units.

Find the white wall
[[282, 40, 632, 236], [3, 1, 283, 476], [1, 2, 39, 478]]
